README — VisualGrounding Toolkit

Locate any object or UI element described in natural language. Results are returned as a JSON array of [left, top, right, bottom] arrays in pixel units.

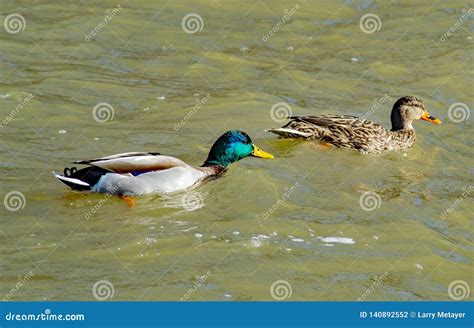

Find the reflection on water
[[0, 0, 472, 301]]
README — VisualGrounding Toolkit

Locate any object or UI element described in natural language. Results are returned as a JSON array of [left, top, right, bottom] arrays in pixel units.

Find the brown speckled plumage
[[266, 96, 441, 154]]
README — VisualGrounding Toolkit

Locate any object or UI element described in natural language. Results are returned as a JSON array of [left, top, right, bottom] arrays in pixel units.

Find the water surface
[[0, 0, 472, 301]]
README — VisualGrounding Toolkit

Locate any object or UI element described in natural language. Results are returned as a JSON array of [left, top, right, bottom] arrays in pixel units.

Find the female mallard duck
[[54, 130, 274, 196], [266, 96, 441, 154]]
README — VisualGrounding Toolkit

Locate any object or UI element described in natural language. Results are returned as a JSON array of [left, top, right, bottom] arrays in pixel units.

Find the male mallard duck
[[54, 130, 274, 196], [266, 96, 441, 154]]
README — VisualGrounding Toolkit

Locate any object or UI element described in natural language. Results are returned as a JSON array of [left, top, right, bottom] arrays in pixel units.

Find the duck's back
[[268, 115, 415, 153]]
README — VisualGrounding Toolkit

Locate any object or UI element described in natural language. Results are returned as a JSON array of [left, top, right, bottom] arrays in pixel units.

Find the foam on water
[[320, 237, 355, 245]]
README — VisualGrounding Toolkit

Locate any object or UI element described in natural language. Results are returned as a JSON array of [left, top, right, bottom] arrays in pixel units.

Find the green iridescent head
[[203, 130, 274, 167]]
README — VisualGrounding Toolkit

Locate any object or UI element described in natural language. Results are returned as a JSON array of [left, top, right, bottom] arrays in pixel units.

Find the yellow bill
[[252, 144, 274, 159], [421, 111, 442, 124]]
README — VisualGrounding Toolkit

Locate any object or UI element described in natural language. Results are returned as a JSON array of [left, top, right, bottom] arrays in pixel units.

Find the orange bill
[[421, 111, 442, 124]]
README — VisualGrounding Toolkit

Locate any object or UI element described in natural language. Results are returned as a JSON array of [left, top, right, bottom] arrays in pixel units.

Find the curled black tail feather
[[58, 167, 111, 191], [63, 167, 78, 177]]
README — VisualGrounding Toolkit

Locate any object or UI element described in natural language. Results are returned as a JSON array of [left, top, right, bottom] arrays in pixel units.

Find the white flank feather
[[53, 172, 90, 187], [266, 128, 311, 138]]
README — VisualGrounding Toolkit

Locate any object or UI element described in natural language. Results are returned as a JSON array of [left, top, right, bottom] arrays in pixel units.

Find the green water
[[1, 0, 472, 301]]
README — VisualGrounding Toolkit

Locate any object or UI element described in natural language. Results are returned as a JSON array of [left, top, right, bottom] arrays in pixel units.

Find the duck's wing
[[267, 115, 387, 148], [268, 115, 366, 137], [293, 115, 387, 148], [288, 115, 380, 128], [73, 152, 191, 174], [300, 115, 384, 132], [73, 151, 161, 164]]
